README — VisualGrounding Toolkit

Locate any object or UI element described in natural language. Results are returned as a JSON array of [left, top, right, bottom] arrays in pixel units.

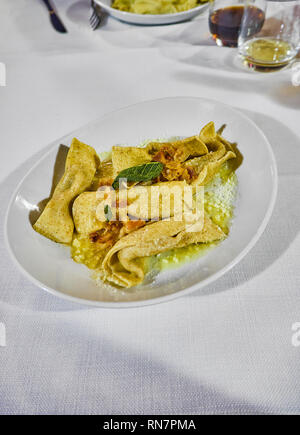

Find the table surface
[[0, 0, 300, 415]]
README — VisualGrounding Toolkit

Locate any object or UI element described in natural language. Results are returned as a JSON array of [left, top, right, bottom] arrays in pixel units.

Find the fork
[[89, 0, 102, 30]]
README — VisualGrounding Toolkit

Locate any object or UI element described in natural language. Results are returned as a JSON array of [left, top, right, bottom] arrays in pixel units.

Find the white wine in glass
[[239, 0, 300, 71]]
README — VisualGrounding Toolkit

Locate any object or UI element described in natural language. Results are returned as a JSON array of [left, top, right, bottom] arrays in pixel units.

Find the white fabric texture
[[0, 0, 300, 415]]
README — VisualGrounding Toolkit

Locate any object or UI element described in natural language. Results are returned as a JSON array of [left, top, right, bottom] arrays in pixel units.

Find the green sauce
[[155, 242, 217, 271]]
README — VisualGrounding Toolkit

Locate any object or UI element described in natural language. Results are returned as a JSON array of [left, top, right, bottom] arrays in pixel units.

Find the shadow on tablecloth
[[0, 321, 279, 414]]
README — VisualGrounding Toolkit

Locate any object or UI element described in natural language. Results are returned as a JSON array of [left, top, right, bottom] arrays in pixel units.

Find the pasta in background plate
[[111, 0, 208, 15]]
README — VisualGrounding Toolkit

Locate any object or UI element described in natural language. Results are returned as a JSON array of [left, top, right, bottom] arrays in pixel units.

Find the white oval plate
[[5, 97, 277, 308], [95, 0, 208, 25]]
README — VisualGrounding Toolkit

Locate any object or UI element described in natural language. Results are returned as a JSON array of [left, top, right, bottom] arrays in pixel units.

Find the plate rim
[[4, 96, 278, 309]]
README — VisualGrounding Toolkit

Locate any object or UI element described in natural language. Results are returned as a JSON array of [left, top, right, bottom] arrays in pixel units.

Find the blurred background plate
[[95, 0, 209, 25]]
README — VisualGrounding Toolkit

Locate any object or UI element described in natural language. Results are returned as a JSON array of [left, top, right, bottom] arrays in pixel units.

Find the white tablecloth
[[0, 0, 300, 415]]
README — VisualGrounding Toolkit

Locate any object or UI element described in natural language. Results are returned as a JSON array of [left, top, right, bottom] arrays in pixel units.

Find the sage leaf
[[112, 162, 163, 190]]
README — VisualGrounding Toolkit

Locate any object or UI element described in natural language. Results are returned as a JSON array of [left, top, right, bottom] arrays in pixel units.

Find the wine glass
[[209, 0, 266, 47], [238, 0, 300, 71]]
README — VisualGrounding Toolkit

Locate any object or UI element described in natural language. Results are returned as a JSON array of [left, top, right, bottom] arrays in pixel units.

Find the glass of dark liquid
[[209, 0, 266, 47]]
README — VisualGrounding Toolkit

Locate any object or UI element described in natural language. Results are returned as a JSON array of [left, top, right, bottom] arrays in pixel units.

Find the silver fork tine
[[89, 9, 97, 25], [89, 14, 98, 30], [90, 14, 97, 26], [91, 15, 100, 30], [89, 0, 102, 30]]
